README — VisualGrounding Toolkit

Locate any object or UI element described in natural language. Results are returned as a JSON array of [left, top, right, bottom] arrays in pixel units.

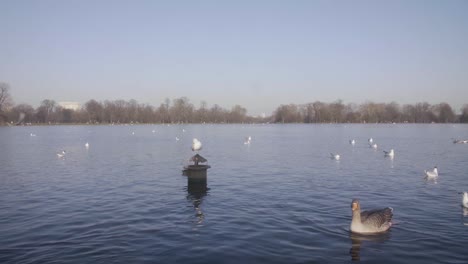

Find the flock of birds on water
[[333, 137, 468, 233], [28, 128, 468, 235]]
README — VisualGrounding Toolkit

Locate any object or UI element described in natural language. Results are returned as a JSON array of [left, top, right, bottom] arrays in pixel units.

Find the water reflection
[[186, 177, 209, 225], [462, 207, 468, 226], [349, 231, 391, 261]]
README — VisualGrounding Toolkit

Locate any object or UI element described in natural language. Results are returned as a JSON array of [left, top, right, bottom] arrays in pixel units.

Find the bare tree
[[0, 82, 13, 123], [11, 103, 35, 124], [36, 99, 56, 123], [460, 104, 468, 123], [432, 103, 455, 123], [85, 99, 104, 123]]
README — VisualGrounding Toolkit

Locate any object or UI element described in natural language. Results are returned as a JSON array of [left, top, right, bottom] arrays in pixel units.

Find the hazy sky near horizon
[[1, 0, 467, 115]]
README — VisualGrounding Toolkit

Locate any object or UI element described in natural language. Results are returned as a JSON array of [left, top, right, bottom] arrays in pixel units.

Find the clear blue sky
[[1, 0, 467, 115]]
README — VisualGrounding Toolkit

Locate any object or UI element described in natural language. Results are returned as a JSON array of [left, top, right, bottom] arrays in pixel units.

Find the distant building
[[58, 102, 81, 111]]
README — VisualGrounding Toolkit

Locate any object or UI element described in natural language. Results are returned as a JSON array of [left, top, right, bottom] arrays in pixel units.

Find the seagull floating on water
[[383, 149, 394, 157], [57, 150, 66, 158], [453, 139, 468, 144], [349, 139, 356, 145], [244, 136, 252, 145], [85, 142, 89, 149], [192, 138, 202, 151], [368, 138, 373, 143], [30, 133, 36, 137], [330, 153, 340, 160], [175, 137, 180, 141], [460, 192, 468, 208], [350, 199, 393, 234], [370, 143, 378, 149], [424, 166, 438, 179]]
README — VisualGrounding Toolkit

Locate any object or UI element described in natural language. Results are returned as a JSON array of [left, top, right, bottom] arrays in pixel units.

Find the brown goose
[[350, 199, 393, 234]]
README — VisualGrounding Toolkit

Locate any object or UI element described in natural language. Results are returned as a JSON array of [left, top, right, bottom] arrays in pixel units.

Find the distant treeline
[[273, 100, 468, 123], [1, 83, 468, 125]]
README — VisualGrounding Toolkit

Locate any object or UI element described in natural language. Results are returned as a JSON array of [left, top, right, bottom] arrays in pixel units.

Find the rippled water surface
[[1, 124, 468, 263]]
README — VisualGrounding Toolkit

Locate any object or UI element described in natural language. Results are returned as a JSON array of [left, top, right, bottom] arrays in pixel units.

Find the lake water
[[1, 124, 467, 263]]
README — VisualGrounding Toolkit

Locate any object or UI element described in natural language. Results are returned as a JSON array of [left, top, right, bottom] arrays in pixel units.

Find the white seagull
[[57, 150, 66, 158], [330, 153, 340, 160], [370, 143, 378, 149], [368, 138, 373, 143], [424, 166, 438, 179], [383, 149, 394, 158], [350, 139, 356, 145], [85, 142, 89, 149], [244, 136, 252, 145], [459, 192, 468, 208], [192, 138, 202, 151]]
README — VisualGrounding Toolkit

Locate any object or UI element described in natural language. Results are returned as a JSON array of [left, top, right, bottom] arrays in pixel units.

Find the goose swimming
[[383, 149, 394, 157], [350, 199, 393, 234], [330, 153, 340, 160], [192, 138, 202, 151], [424, 166, 438, 179]]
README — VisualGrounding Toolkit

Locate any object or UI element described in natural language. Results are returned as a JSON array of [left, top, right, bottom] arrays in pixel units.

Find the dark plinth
[[183, 164, 211, 179]]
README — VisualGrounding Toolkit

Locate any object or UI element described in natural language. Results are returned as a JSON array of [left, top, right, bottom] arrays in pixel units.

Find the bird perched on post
[[192, 138, 202, 151]]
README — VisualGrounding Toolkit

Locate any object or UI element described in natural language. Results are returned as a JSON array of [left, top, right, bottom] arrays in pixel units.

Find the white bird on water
[[57, 150, 66, 158], [244, 136, 252, 145], [349, 139, 356, 145], [459, 192, 468, 208], [368, 138, 373, 143], [85, 142, 89, 149], [330, 153, 340, 160], [383, 149, 394, 158], [370, 143, 378, 149], [424, 166, 438, 179], [192, 138, 202, 151]]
